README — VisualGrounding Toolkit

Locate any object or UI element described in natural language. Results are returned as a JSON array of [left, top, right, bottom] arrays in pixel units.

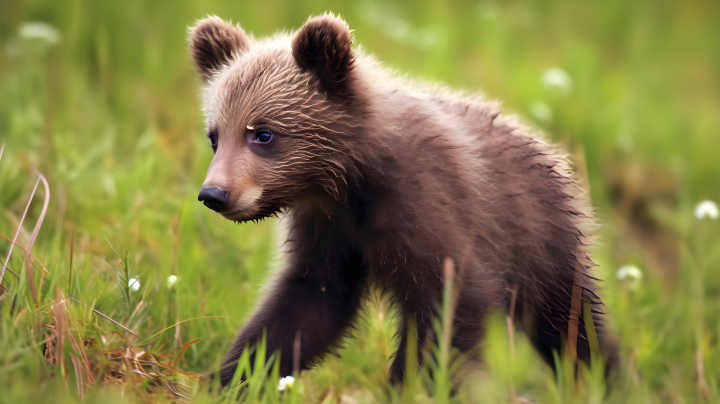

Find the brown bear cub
[[189, 15, 618, 386]]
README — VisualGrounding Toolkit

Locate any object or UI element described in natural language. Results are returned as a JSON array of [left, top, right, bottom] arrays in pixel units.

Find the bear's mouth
[[221, 208, 273, 224], [221, 208, 253, 222]]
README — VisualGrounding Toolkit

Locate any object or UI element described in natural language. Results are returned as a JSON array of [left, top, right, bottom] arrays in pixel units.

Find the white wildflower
[[617, 265, 642, 280], [167, 274, 178, 288], [617, 265, 642, 290], [278, 375, 295, 391], [530, 101, 553, 122], [128, 277, 140, 292], [542, 67, 572, 93], [19, 22, 60, 44], [695, 200, 719, 220]]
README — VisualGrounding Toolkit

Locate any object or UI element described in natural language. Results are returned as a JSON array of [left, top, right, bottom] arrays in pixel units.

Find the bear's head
[[190, 15, 367, 223]]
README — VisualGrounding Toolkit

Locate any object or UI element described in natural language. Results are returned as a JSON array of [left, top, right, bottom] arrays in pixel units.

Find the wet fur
[[189, 14, 618, 386]]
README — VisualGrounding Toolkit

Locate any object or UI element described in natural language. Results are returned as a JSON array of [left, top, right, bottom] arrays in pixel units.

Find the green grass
[[1, 0, 720, 402]]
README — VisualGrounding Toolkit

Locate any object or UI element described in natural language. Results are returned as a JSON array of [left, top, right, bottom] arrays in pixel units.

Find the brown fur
[[188, 14, 618, 386], [291, 16, 355, 98], [190, 16, 251, 82]]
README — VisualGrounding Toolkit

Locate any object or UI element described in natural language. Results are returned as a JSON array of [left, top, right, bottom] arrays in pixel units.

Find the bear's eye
[[252, 130, 274, 144], [207, 131, 218, 153]]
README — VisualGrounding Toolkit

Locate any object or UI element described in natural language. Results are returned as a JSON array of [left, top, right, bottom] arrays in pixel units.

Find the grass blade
[[1, 176, 40, 284], [66, 296, 141, 337], [174, 338, 201, 365], [24, 173, 50, 308], [137, 316, 227, 345]]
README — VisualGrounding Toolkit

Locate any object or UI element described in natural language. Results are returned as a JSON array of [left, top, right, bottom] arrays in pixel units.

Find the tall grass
[[1, 0, 720, 402]]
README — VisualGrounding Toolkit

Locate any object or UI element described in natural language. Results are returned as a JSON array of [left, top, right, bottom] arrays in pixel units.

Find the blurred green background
[[1, 0, 719, 402]]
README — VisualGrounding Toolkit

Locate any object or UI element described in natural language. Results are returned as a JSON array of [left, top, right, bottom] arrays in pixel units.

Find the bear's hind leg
[[524, 297, 619, 377], [388, 306, 436, 383]]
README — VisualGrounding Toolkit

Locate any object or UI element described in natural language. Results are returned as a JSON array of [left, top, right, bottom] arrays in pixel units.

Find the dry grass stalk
[[2, 266, 19, 279], [567, 268, 585, 361], [24, 174, 50, 308], [696, 346, 710, 398], [505, 285, 519, 360], [51, 298, 68, 375], [68, 224, 74, 292], [0, 234, 50, 276], [67, 296, 141, 337], [440, 252, 469, 360], [1, 174, 42, 284], [435, 257, 466, 401], [441, 257, 456, 365], [69, 352, 85, 397], [174, 339, 200, 365], [506, 284, 519, 401], [129, 300, 146, 332], [50, 295, 95, 390], [319, 387, 335, 404]]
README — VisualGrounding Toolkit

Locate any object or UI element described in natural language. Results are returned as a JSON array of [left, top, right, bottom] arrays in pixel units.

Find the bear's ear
[[190, 16, 250, 82], [292, 15, 355, 96]]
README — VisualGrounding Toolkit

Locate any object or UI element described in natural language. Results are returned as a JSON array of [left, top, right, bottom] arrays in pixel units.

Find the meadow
[[1, 0, 720, 402]]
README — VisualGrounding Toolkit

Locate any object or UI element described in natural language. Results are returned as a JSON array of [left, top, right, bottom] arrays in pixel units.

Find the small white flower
[[278, 375, 295, 391], [530, 101, 553, 122], [695, 200, 719, 220], [167, 274, 178, 288], [128, 277, 140, 292], [19, 22, 60, 44], [617, 265, 642, 281], [542, 67, 572, 93]]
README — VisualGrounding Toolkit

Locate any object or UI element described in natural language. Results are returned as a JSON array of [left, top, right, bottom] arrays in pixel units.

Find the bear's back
[[358, 71, 593, 309]]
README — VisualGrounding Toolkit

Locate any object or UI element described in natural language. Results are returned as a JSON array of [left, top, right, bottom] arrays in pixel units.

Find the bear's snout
[[198, 187, 229, 212]]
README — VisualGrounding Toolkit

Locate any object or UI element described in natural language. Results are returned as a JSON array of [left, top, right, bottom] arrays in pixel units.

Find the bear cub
[[189, 14, 617, 386]]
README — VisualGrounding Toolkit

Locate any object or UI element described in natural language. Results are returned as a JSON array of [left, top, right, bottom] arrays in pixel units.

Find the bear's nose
[[198, 187, 229, 212]]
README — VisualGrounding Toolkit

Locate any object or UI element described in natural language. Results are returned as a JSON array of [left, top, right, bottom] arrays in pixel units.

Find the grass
[[1, 0, 720, 402]]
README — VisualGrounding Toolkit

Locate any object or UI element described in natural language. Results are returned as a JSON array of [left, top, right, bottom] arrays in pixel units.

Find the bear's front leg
[[217, 241, 367, 386]]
